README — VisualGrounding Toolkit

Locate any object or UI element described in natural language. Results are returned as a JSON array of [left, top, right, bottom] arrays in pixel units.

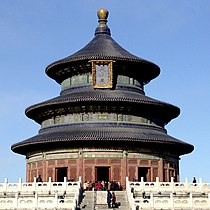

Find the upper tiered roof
[[46, 9, 160, 84]]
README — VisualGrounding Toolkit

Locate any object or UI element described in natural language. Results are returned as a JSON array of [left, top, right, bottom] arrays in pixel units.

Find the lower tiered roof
[[11, 123, 193, 155]]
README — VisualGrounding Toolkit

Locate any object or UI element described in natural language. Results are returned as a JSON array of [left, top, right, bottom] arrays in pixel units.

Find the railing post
[[185, 177, 189, 192], [4, 178, 8, 191], [185, 177, 188, 183], [64, 176, 67, 191], [15, 191, 18, 208], [35, 191, 38, 208], [48, 176, 52, 192], [189, 192, 193, 209], [33, 177, 37, 191], [126, 177, 128, 186], [141, 177, 144, 192], [150, 192, 154, 208], [170, 176, 174, 192], [156, 177, 159, 192], [199, 177, 203, 191], [55, 192, 58, 208], [64, 176, 67, 182], [18, 177, 22, 191], [170, 192, 174, 210], [79, 176, 82, 188]]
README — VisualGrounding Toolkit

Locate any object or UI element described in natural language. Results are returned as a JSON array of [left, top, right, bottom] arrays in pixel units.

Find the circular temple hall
[[11, 9, 193, 189]]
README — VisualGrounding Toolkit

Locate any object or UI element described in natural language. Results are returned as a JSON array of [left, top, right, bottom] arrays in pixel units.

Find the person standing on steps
[[112, 192, 117, 208], [107, 189, 112, 208]]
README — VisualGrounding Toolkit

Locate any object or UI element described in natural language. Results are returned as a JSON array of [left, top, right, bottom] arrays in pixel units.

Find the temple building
[[11, 9, 193, 189]]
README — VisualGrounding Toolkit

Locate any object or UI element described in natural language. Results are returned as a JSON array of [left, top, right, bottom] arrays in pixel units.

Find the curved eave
[[45, 34, 160, 84], [25, 90, 180, 123], [11, 123, 194, 156]]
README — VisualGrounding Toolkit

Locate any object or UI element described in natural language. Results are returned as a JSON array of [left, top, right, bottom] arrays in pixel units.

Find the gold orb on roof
[[97, 9, 109, 20]]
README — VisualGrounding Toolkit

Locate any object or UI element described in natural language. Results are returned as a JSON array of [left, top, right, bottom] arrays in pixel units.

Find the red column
[[121, 151, 128, 190], [159, 158, 164, 182], [78, 150, 83, 183]]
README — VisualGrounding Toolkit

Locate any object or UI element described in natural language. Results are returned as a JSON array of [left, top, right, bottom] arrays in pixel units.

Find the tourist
[[87, 181, 93, 191], [36, 175, 42, 182], [142, 191, 146, 199], [83, 181, 88, 191], [112, 192, 117, 208], [110, 181, 114, 190], [101, 180, 106, 191], [192, 177, 197, 186], [110, 181, 121, 191], [36, 175, 42, 186], [96, 181, 102, 191], [107, 190, 112, 208]]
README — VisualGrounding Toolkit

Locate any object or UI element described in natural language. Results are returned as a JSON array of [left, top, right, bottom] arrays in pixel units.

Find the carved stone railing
[[126, 177, 210, 210], [0, 177, 82, 210], [126, 177, 136, 210]]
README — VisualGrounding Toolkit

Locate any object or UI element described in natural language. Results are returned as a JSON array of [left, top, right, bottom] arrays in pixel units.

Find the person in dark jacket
[[107, 190, 112, 208], [36, 175, 42, 182], [192, 177, 197, 186]]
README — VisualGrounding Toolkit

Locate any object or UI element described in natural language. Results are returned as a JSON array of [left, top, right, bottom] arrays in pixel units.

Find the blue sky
[[0, 1, 210, 183]]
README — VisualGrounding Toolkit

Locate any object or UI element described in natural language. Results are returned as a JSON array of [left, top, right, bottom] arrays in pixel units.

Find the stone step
[[95, 205, 127, 210]]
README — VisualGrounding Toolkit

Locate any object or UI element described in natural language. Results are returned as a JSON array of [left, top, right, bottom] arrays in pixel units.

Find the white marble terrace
[[126, 177, 210, 210], [0, 177, 81, 210], [2, 176, 210, 209]]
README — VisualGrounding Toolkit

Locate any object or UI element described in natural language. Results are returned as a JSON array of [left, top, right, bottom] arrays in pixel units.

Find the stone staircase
[[78, 191, 131, 210], [79, 191, 95, 210]]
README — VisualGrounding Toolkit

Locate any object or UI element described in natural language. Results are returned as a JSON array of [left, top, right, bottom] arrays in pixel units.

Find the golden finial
[[95, 9, 111, 35], [97, 9, 109, 20]]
